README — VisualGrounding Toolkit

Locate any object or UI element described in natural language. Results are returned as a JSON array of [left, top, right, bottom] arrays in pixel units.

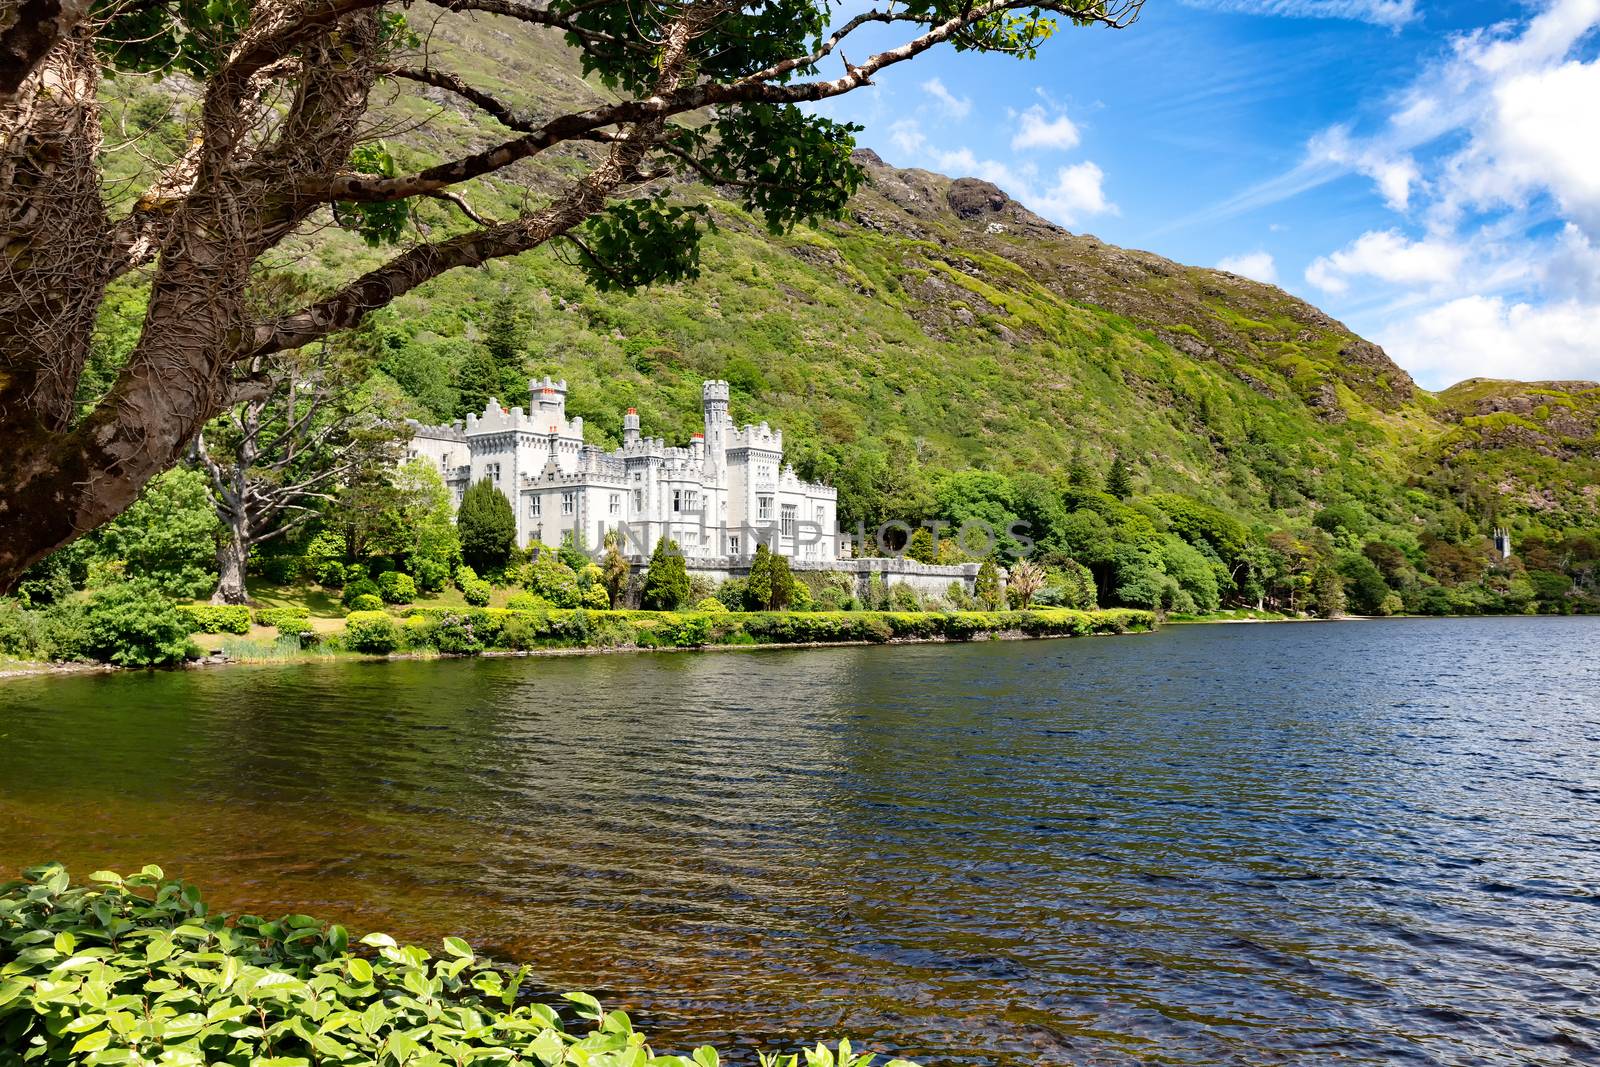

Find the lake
[[3, 618, 1599, 1065]]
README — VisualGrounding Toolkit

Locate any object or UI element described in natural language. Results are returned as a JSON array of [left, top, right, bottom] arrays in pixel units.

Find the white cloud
[[1216, 250, 1279, 284], [920, 78, 972, 120], [1036, 162, 1115, 222], [1010, 105, 1080, 152], [1381, 295, 1600, 384], [1306, 230, 1467, 295], [925, 148, 1115, 225], [1306, 126, 1420, 211], [1178, 0, 1418, 29], [1466, 57, 1600, 233], [888, 118, 926, 157]]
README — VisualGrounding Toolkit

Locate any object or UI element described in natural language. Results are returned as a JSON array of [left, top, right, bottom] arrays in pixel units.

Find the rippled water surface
[[3, 619, 1600, 1065]]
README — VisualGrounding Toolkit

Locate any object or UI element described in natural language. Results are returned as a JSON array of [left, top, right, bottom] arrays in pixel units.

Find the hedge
[[176, 604, 251, 635], [341, 607, 1156, 657], [0, 863, 915, 1067], [253, 607, 310, 629]]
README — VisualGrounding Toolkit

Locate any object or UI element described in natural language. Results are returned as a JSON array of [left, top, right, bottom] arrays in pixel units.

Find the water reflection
[[3, 620, 1599, 1065]]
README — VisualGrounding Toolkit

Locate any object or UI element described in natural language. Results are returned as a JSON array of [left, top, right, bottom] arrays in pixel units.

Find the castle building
[[406, 378, 839, 562]]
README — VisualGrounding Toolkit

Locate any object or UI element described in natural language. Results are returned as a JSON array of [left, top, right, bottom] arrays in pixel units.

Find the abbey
[[406, 379, 839, 562]]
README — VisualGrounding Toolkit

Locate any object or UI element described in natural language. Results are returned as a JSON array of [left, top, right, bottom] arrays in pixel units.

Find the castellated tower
[[702, 379, 730, 475], [531, 376, 567, 428]]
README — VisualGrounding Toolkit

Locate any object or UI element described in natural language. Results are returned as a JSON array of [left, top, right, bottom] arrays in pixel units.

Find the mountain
[[103, 13, 1600, 543]]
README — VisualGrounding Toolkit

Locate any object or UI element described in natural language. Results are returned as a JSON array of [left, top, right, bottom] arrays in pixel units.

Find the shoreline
[[0, 610, 1155, 680]]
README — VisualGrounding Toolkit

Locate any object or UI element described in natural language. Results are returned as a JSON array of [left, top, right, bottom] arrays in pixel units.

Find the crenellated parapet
[[406, 418, 466, 442]]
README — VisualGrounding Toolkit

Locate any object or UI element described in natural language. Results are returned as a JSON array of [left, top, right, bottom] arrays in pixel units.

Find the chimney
[[623, 407, 641, 446]]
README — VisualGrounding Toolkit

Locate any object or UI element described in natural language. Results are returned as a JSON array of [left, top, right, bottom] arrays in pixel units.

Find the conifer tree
[[975, 559, 1005, 611], [769, 552, 796, 610], [1068, 444, 1098, 490], [1106, 453, 1134, 500], [642, 537, 690, 611], [456, 480, 516, 573], [455, 348, 502, 420], [745, 543, 775, 610], [483, 293, 528, 398], [601, 530, 631, 608]]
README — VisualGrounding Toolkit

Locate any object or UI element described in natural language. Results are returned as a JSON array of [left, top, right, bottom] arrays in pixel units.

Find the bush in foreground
[[82, 582, 194, 668], [0, 863, 917, 1067]]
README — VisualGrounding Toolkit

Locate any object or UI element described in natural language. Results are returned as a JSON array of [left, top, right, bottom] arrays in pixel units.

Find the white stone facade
[[407, 379, 839, 562]]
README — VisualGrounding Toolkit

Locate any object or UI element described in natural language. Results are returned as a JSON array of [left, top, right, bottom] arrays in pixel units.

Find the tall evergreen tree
[[745, 543, 775, 610], [483, 293, 528, 398], [456, 480, 516, 573], [455, 347, 502, 419], [1106, 453, 1134, 500], [641, 537, 690, 610], [1068, 444, 1098, 490], [975, 558, 1005, 611], [600, 530, 631, 608]]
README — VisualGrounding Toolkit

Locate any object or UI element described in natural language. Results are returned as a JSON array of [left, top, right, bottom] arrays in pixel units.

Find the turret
[[623, 407, 641, 446], [702, 379, 729, 474], [531, 375, 567, 425]]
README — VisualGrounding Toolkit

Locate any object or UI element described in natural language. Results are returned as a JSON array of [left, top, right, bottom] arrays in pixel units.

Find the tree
[[745, 543, 774, 609], [381, 458, 461, 588], [0, 0, 1140, 593], [641, 537, 689, 610], [975, 558, 1004, 611], [482, 292, 528, 399], [456, 480, 516, 573], [1106, 453, 1133, 500], [455, 346, 503, 420], [192, 347, 405, 603], [94, 469, 222, 598], [600, 530, 631, 608], [1005, 558, 1045, 608]]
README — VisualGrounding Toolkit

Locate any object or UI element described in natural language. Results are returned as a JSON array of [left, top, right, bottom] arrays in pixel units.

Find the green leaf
[[347, 957, 373, 985], [441, 936, 473, 959], [70, 1029, 111, 1054]]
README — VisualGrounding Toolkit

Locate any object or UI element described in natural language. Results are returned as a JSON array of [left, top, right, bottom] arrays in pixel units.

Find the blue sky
[[814, 0, 1600, 389]]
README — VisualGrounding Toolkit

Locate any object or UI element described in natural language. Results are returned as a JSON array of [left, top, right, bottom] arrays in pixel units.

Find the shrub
[[582, 584, 611, 610], [349, 593, 385, 612], [461, 578, 492, 606], [377, 570, 417, 604], [254, 607, 310, 629], [81, 581, 194, 667], [715, 577, 747, 610], [344, 610, 400, 653], [0, 865, 912, 1067], [411, 555, 451, 592], [431, 612, 485, 655], [694, 597, 728, 613], [0, 599, 53, 660], [253, 552, 300, 585], [176, 604, 251, 634], [524, 552, 582, 608], [888, 583, 922, 612], [341, 576, 380, 607], [507, 591, 552, 611]]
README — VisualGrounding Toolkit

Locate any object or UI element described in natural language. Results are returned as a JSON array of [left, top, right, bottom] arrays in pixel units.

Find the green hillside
[[78, 11, 1598, 619]]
